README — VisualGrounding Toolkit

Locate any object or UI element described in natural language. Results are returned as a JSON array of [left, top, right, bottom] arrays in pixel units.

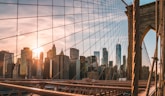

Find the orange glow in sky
[[33, 47, 44, 58]]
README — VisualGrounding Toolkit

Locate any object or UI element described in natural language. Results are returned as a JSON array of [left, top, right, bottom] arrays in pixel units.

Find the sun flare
[[33, 47, 44, 58]]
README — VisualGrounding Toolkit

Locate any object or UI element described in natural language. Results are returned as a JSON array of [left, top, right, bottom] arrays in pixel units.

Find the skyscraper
[[76, 60, 80, 80], [47, 44, 56, 59], [53, 50, 70, 79], [123, 55, 126, 71], [102, 48, 108, 67], [94, 51, 100, 65], [13, 58, 21, 78], [69, 48, 79, 79], [116, 44, 121, 70], [109, 61, 113, 67], [32, 52, 44, 79], [0, 51, 14, 78], [52, 44, 56, 58], [20, 47, 32, 78], [44, 44, 56, 79], [80, 56, 87, 79], [43, 58, 50, 79], [86, 56, 97, 71], [36, 52, 44, 78], [70, 48, 79, 60]]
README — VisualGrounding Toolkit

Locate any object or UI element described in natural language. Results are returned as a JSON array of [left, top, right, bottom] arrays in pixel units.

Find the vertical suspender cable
[[64, 0, 66, 54], [73, 0, 76, 49], [37, 0, 39, 53], [81, 0, 84, 55], [87, 0, 91, 56], [52, 0, 54, 45], [16, 0, 19, 62], [93, 0, 96, 50], [73, 0, 75, 48]]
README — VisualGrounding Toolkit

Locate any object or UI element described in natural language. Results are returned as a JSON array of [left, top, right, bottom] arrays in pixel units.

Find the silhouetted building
[[106, 61, 113, 80], [36, 52, 44, 78], [43, 44, 56, 79], [80, 56, 87, 79], [0, 51, 14, 78], [98, 65, 106, 80], [47, 44, 56, 59], [112, 65, 118, 80], [69, 48, 79, 79], [94, 51, 100, 65], [53, 50, 70, 79], [20, 47, 32, 78], [120, 64, 126, 78], [31, 53, 44, 78], [32, 52, 44, 79], [109, 61, 113, 67], [69, 60, 76, 79], [13, 58, 20, 78], [70, 48, 79, 60], [123, 55, 126, 71], [76, 60, 80, 80], [102, 48, 108, 67], [86, 56, 97, 72], [31, 59, 37, 78], [105, 67, 113, 80], [116, 44, 121, 70], [43, 58, 50, 79], [141, 66, 149, 80]]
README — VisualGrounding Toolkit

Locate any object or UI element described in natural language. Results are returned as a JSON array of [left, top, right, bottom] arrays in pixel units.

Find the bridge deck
[[0, 79, 155, 95]]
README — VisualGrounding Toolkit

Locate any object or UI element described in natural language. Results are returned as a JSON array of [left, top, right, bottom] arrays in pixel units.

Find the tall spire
[[52, 44, 55, 50], [59, 49, 64, 55], [118, 38, 120, 44], [52, 44, 56, 57]]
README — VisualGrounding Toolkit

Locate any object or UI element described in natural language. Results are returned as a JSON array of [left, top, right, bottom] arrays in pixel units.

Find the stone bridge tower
[[126, 2, 156, 80], [126, 0, 165, 95]]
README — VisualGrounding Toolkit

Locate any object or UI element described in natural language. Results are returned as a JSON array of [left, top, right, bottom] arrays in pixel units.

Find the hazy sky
[[0, 0, 156, 65]]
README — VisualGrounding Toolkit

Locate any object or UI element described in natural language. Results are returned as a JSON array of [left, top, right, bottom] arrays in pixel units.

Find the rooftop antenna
[[118, 38, 120, 44]]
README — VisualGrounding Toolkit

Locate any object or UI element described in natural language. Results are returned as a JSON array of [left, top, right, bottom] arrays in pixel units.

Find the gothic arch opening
[[140, 26, 155, 46], [141, 29, 156, 79]]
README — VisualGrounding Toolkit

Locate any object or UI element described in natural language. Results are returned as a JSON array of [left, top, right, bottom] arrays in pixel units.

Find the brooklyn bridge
[[0, 0, 165, 96]]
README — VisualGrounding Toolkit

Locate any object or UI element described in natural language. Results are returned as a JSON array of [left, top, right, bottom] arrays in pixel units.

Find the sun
[[33, 47, 44, 58]]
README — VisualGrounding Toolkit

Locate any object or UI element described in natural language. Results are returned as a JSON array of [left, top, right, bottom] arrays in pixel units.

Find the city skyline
[[0, 0, 156, 66], [0, 43, 126, 63], [0, 43, 127, 69], [0, 45, 131, 80]]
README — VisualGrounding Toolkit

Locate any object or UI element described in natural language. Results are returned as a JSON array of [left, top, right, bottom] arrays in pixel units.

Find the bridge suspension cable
[[142, 41, 152, 67], [0, 0, 127, 63]]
